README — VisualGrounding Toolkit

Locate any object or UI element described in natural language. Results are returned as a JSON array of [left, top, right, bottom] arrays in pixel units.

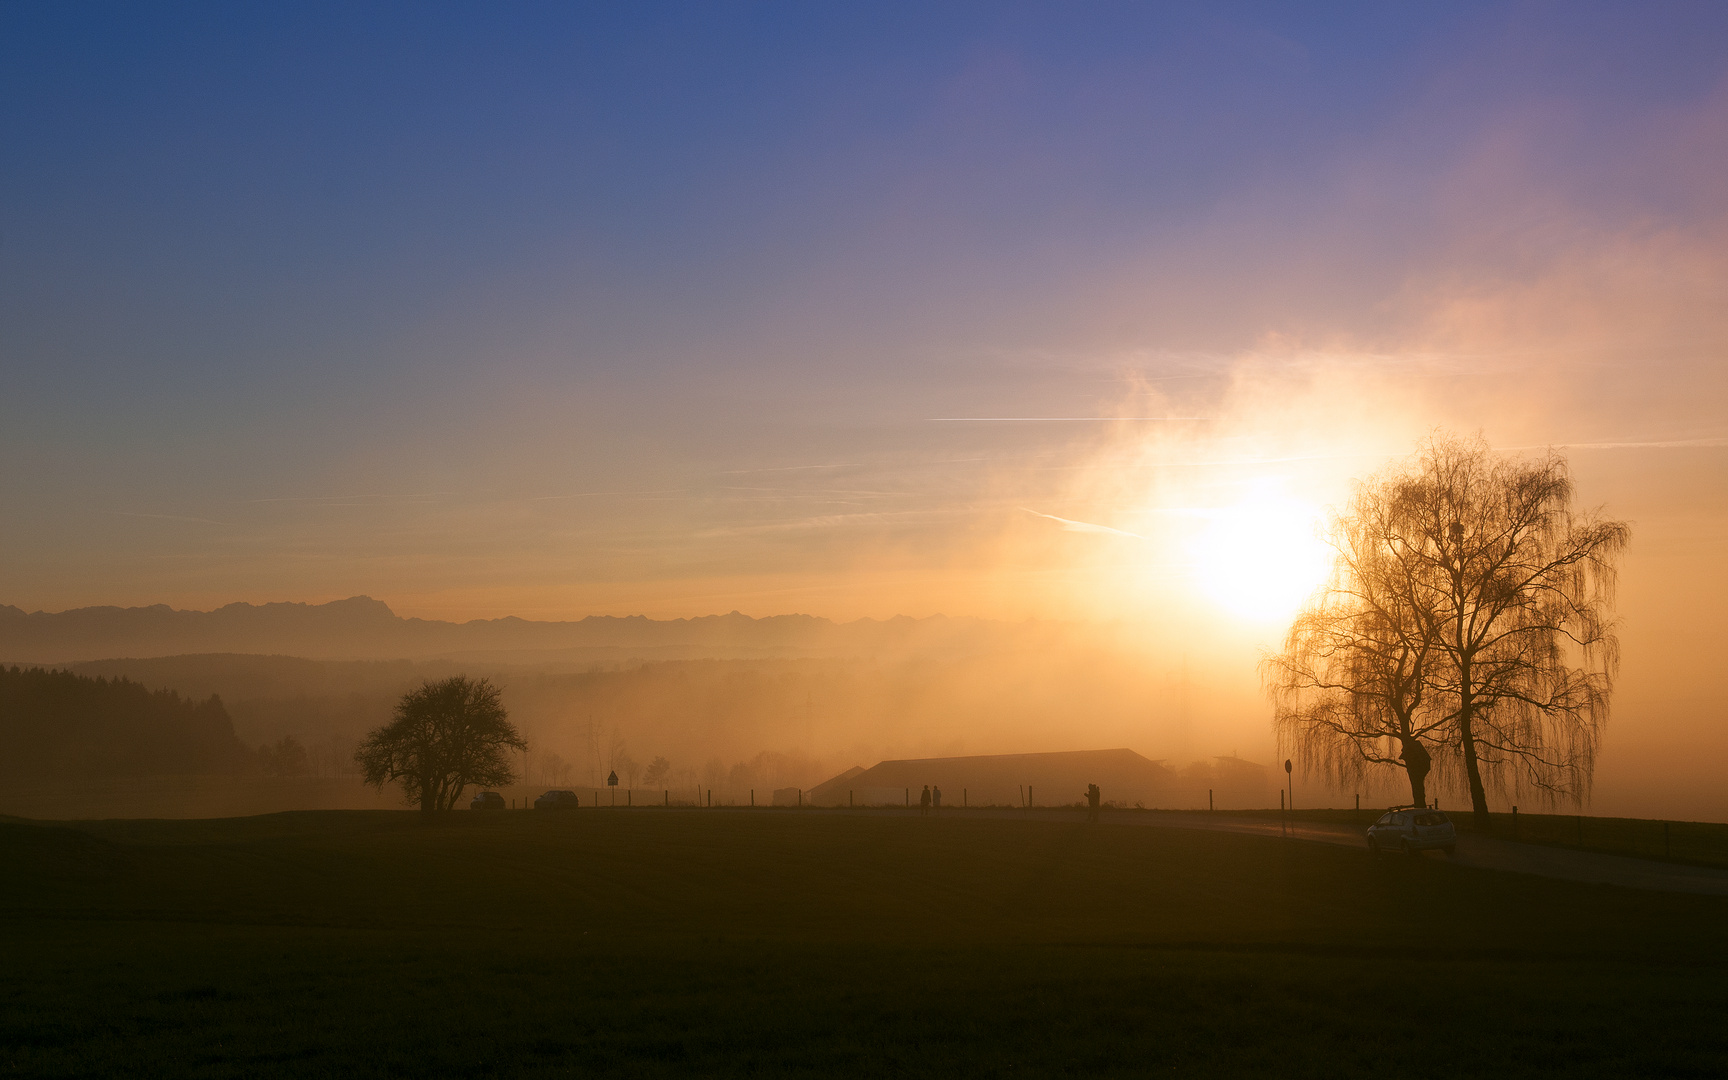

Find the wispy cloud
[[1539, 437, 1728, 451], [926, 416, 1212, 422], [247, 493, 456, 504], [1019, 508, 1146, 538], [529, 489, 684, 501], [718, 463, 864, 474], [101, 510, 236, 527]]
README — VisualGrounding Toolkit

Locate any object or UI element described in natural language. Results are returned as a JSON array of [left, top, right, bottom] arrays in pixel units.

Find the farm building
[[805, 748, 1174, 808]]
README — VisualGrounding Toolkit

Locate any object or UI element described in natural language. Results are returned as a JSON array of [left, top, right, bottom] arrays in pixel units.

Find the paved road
[[1118, 810, 1728, 896], [866, 806, 1728, 896]]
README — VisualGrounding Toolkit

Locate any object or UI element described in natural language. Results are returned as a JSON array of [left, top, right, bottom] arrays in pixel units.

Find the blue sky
[[3, 1, 1728, 621]]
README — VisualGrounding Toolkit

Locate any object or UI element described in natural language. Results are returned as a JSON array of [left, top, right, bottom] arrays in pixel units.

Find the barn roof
[[807, 748, 1169, 804]]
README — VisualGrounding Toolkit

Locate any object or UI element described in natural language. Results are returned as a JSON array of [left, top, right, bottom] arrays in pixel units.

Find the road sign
[[607, 771, 618, 787]]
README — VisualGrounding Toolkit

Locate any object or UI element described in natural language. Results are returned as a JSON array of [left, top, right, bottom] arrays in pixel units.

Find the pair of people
[[919, 784, 942, 814]]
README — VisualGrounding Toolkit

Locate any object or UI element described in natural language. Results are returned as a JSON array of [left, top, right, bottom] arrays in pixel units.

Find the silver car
[[1367, 809, 1456, 856]]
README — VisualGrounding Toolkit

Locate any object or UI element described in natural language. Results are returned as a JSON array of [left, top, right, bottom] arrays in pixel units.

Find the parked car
[[1367, 808, 1456, 856], [470, 790, 506, 810], [534, 789, 580, 810]]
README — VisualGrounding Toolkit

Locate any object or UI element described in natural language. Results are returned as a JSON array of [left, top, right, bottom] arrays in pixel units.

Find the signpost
[[607, 770, 618, 807], [1283, 759, 1293, 836]]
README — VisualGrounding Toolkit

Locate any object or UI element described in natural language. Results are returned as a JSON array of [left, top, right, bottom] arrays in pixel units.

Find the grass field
[[6, 808, 1728, 1078], [1195, 807, 1728, 870]]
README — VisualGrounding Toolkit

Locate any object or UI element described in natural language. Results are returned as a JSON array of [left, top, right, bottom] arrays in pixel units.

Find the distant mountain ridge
[[0, 596, 1006, 664]]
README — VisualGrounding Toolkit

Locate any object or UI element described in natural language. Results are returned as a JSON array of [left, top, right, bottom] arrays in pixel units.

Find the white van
[[1367, 809, 1457, 856]]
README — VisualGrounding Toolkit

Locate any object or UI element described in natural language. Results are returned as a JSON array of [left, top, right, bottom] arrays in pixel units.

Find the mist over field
[[0, 579, 1716, 823], [1, 597, 1286, 817], [3, 4, 1727, 821]]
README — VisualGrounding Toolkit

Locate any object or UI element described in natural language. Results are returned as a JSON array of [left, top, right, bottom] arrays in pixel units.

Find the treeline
[[62, 650, 1264, 791], [0, 666, 253, 778]]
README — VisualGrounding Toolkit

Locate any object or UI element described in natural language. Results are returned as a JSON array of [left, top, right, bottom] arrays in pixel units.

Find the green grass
[[5, 809, 1728, 1078]]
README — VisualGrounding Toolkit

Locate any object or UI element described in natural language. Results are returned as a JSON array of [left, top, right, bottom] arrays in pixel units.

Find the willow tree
[[1266, 470, 1451, 808], [355, 676, 526, 813], [1393, 435, 1629, 829]]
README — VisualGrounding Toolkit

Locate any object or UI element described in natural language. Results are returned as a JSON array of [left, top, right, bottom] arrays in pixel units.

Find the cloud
[[1018, 508, 1146, 539]]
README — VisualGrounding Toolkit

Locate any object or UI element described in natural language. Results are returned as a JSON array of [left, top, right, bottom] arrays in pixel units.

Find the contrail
[[1531, 437, 1728, 451], [926, 416, 1212, 422], [530, 489, 683, 501], [102, 510, 236, 527], [1019, 508, 1146, 538], [246, 492, 457, 504], [719, 463, 864, 474]]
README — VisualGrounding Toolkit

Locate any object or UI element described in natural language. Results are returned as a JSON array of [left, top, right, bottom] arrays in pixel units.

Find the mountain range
[[0, 596, 1015, 664]]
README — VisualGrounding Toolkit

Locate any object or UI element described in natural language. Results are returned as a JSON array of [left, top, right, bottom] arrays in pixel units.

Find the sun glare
[[1186, 484, 1331, 623]]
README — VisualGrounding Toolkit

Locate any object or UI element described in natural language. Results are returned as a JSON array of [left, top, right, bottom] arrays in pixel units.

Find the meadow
[[5, 807, 1727, 1078], [1215, 808, 1728, 870]]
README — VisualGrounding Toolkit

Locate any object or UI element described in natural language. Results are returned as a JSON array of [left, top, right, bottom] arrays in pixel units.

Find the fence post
[[1209, 789, 1213, 812], [751, 789, 754, 808], [1578, 814, 1584, 845], [905, 788, 909, 807], [1665, 820, 1671, 859], [1512, 805, 1518, 839], [963, 788, 967, 808], [664, 790, 668, 807], [849, 790, 853, 807]]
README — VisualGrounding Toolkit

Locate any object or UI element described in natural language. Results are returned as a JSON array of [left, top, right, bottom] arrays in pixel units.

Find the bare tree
[[542, 751, 573, 787], [1394, 434, 1629, 828], [257, 735, 312, 777], [701, 757, 727, 796], [354, 676, 526, 813], [573, 714, 605, 786], [1273, 434, 1627, 829], [1265, 475, 1451, 807], [606, 731, 629, 779]]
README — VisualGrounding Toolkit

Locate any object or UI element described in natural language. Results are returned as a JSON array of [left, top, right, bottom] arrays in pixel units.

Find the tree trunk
[[1455, 631, 1491, 829], [1400, 736, 1431, 808], [1458, 711, 1491, 830]]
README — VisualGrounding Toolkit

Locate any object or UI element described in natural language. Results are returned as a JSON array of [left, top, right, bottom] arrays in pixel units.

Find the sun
[[1186, 483, 1332, 623]]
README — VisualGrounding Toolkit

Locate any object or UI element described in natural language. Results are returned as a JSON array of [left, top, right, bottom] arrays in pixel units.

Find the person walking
[[919, 785, 931, 816], [1085, 783, 1101, 823], [932, 785, 942, 813]]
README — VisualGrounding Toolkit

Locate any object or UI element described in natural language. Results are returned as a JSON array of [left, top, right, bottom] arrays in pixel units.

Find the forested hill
[[0, 667, 250, 778]]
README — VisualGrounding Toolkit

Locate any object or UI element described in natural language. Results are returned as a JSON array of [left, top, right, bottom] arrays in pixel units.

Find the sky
[[4, 0, 1727, 623], [5, 3, 1728, 814], [0, 4, 1713, 606]]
